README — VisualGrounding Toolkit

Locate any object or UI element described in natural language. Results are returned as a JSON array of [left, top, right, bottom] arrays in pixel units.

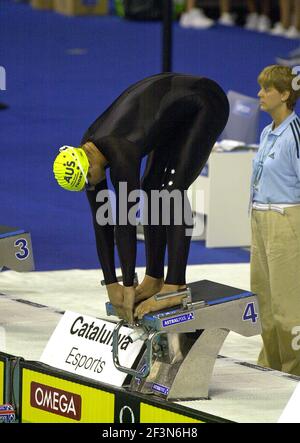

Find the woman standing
[[251, 65, 300, 375]]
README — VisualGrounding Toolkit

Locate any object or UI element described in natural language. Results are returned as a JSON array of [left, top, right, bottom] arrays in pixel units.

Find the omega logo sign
[[30, 382, 82, 421]]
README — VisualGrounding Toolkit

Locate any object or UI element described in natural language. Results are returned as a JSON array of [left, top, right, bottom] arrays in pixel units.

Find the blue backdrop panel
[[1, 0, 298, 270]]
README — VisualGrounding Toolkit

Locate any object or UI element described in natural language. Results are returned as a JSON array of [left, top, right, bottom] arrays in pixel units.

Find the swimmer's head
[[53, 146, 89, 192]]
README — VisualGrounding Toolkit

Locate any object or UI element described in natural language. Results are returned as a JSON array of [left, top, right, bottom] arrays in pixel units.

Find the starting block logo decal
[[135, 364, 148, 385], [151, 384, 170, 396], [162, 312, 194, 328]]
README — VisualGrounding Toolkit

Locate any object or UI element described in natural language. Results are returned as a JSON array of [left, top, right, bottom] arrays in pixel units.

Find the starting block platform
[[107, 280, 261, 401], [0, 225, 34, 272]]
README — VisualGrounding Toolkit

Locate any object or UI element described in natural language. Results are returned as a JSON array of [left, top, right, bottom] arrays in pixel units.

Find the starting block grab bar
[[112, 320, 160, 379]]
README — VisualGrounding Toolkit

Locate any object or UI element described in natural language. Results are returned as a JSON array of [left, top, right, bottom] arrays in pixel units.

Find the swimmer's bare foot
[[106, 283, 136, 324], [135, 275, 164, 303], [106, 282, 125, 319], [122, 286, 136, 325], [134, 284, 186, 320]]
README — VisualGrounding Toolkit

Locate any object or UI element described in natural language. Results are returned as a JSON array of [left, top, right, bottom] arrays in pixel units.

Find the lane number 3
[[14, 238, 30, 261]]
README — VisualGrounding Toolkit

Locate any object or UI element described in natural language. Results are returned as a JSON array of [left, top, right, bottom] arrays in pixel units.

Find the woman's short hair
[[258, 65, 300, 110]]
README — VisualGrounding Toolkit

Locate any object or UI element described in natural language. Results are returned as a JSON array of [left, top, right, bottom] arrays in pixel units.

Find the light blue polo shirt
[[251, 112, 300, 204]]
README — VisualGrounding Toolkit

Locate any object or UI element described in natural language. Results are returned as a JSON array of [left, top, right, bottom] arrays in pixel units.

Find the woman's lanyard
[[248, 133, 278, 213], [252, 135, 278, 191]]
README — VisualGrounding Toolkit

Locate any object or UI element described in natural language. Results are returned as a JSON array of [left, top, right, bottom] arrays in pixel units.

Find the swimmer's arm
[[86, 179, 117, 285]]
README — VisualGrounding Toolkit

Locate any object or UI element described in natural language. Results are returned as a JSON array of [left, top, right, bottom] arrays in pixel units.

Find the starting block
[[106, 280, 261, 401], [0, 225, 35, 272]]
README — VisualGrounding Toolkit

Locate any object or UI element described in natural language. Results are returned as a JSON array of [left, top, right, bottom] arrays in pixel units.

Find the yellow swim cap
[[53, 146, 90, 192]]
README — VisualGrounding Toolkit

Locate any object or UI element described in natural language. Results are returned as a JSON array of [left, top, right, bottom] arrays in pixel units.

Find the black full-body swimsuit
[[82, 73, 229, 287]]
